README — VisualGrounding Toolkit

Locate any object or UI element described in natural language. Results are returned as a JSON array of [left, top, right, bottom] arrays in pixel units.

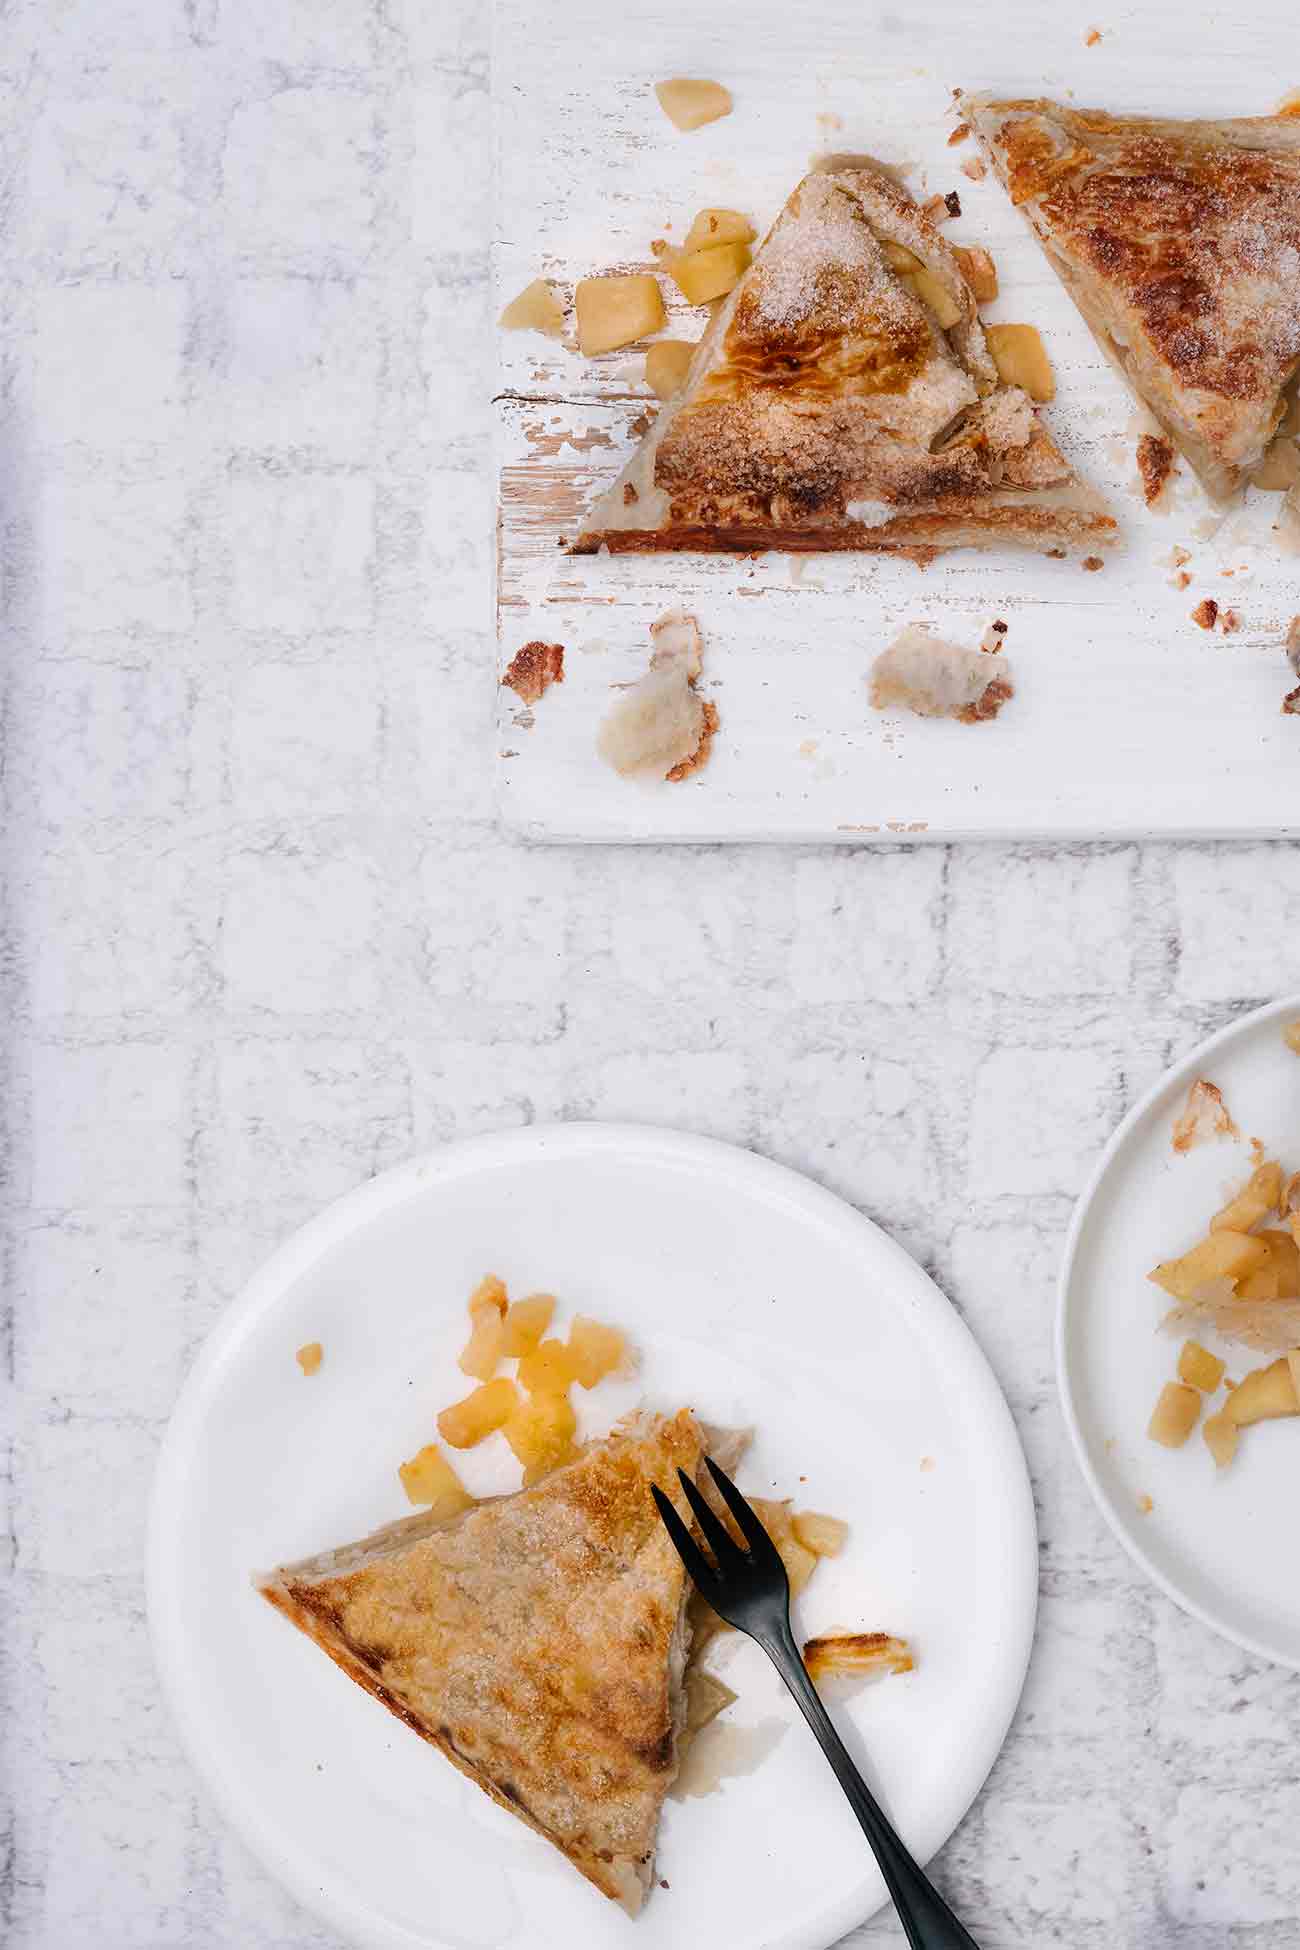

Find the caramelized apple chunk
[[575, 275, 666, 356], [645, 339, 696, 399], [1148, 1229, 1269, 1301], [567, 1315, 634, 1389], [502, 1293, 556, 1357], [498, 279, 564, 337], [437, 1376, 519, 1449], [1202, 1408, 1239, 1469], [1227, 1355, 1299, 1426], [1210, 1161, 1282, 1234], [791, 1510, 850, 1556], [985, 322, 1055, 402], [459, 1306, 507, 1381], [516, 1337, 576, 1395], [654, 78, 733, 132], [953, 244, 999, 303], [1177, 1340, 1226, 1393], [682, 208, 755, 252], [1147, 1380, 1202, 1448], [398, 1443, 474, 1514], [670, 242, 751, 305], [504, 1390, 578, 1483]]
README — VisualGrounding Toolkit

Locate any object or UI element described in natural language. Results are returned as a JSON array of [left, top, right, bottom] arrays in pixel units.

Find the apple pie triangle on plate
[[257, 1409, 744, 1914], [965, 96, 1300, 504], [572, 161, 1114, 559]]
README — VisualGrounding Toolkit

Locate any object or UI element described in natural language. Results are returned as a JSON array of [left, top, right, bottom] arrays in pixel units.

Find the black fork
[[653, 1456, 981, 1950]]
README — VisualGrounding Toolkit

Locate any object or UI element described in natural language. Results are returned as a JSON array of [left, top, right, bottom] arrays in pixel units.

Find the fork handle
[[762, 1620, 981, 1950]]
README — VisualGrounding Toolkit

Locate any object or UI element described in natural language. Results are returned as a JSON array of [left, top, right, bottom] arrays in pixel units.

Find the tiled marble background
[[3, 2, 1300, 1945]]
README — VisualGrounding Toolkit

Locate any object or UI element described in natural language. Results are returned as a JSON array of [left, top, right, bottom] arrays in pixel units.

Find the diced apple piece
[[670, 242, 751, 305], [567, 1314, 635, 1389], [880, 239, 923, 273], [1147, 1381, 1201, 1448], [1262, 1224, 1300, 1302], [498, 279, 564, 338], [645, 339, 696, 400], [1203, 1409, 1239, 1469], [517, 1337, 577, 1395], [953, 244, 999, 302], [437, 1376, 519, 1449], [1227, 1355, 1300, 1426], [575, 275, 666, 356], [682, 207, 755, 252], [459, 1306, 506, 1381], [468, 1274, 508, 1317], [1148, 1229, 1270, 1301], [986, 322, 1055, 402], [1210, 1161, 1282, 1233], [504, 1389, 578, 1480], [655, 78, 732, 132], [502, 1293, 555, 1357], [791, 1510, 849, 1557], [684, 1667, 737, 1733], [295, 1341, 323, 1376], [1177, 1340, 1226, 1393], [905, 265, 963, 330], [398, 1443, 474, 1514]]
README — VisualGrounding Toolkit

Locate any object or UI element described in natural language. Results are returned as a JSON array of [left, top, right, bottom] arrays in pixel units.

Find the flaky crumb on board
[[296, 1342, 323, 1376], [597, 610, 718, 782], [1284, 1020, 1300, 1054], [870, 625, 1013, 724], [1171, 1077, 1238, 1154], [503, 639, 565, 706], [1084, 25, 1103, 44], [1191, 597, 1219, 631]]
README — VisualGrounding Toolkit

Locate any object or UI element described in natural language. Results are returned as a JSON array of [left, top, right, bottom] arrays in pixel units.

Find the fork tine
[[651, 1484, 720, 1595], [703, 1456, 783, 1563], [676, 1468, 744, 1567]]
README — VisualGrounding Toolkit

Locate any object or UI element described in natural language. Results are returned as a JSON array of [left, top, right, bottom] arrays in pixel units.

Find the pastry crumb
[[1286, 615, 1300, 673], [870, 625, 1013, 723], [665, 699, 719, 781], [1171, 570, 1192, 589], [979, 618, 1009, 652], [296, 1342, 323, 1376], [1136, 433, 1176, 507], [1081, 555, 1104, 572], [1168, 545, 1192, 567], [1219, 607, 1242, 635], [1172, 1077, 1238, 1154], [1136, 1493, 1153, 1515], [961, 156, 986, 182], [503, 640, 565, 706], [1191, 597, 1219, 630], [1084, 26, 1103, 45], [948, 121, 970, 146], [920, 1455, 935, 1472]]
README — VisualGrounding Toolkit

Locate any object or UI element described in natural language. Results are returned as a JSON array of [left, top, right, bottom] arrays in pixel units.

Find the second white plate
[[149, 1123, 1037, 1950], [1059, 996, 1300, 1669]]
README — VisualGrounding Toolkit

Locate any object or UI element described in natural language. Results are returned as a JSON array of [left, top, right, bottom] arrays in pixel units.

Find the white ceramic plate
[[1059, 996, 1300, 1670], [149, 1124, 1037, 1950]]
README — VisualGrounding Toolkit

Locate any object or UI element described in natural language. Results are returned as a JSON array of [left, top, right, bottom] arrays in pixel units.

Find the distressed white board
[[492, 0, 1300, 842]]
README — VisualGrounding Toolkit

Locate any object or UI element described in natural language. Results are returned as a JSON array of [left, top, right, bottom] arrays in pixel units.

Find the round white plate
[[1059, 996, 1300, 1670], [149, 1123, 1037, 1950]]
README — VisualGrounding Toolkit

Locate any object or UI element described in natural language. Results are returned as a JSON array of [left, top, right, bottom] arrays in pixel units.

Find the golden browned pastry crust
[[966, 96, 1300, 501], [573, 164, 1113, 556], [258, 1410, 708, 1914]]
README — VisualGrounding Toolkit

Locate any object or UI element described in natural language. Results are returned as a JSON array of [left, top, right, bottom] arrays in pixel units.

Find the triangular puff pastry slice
[[965, 96, 1300, 503], [573, 161, 1113, 558], [257, 1410, 720, 1914]]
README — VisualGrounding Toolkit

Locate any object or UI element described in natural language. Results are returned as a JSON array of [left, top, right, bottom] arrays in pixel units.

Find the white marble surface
[[4, 3, 1300, 1946]]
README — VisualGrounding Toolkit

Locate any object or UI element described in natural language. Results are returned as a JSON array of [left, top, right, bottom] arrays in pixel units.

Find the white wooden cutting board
[[492, 0, 1300, 843]]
